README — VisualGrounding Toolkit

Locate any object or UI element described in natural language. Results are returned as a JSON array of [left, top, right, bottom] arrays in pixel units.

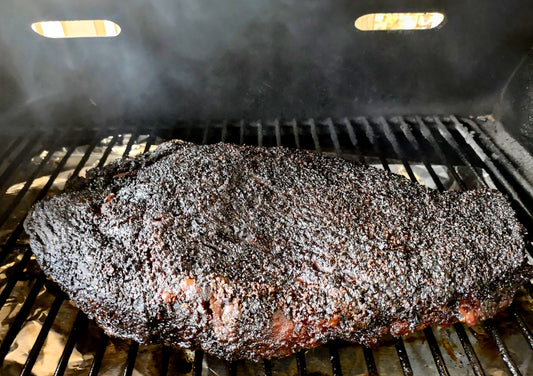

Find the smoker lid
[[0, 0, 532, 130]]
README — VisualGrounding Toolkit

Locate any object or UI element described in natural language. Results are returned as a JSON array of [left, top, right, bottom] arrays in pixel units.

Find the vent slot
[[31, 20, 121, 38], [355, 12, 444, 31]]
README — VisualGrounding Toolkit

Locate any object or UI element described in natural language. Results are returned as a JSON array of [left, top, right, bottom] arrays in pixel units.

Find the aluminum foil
[[0, 136, 527, 376]]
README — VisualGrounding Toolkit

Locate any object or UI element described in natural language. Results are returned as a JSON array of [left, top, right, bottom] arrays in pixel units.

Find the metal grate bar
[[484, 320, 522, 376], [0, 276, 45, 365], [423, 328, 450, 376], [20, 293, 66, 376], [0, 146, 56, 228], [0, 144, 76, 264], [362, 346, 378, 376], [263, 359, 272, 376], [510, 306, 533, 351], [395, 117, 445, 191], [290, 119, 301, 149], [328, 343, 343, 376], [256, 121, 264, 147], [181, 122, 193, 142], [342, 118, 366, 165], [525, 281, 533, 297], [450, 116, 533, 221], [376, 116, 418, 181], [394, 338, 413, 376], [54, 313, 88, 376], [123, 342, 139, 376], [462, 117, 533, 199], [221, 121, 228, 143], [273, 119, 281, 146], [239, 120, 245, 145], [324, 118, 342, 157], [453, 324, 485, 376], [88, 334, 109, 376], [0, 135, 23, 166], [296, 350, 307, 376], [0, 134, 42, 193], [160, 346, 171, 376], [201, 122, 211, 145], [432, 116, 488, 187], [143, 134, 154, 153], [31, 147, 76, 204], [356, 117, 390, 172], [71, 137, 100, 178], [228, 361, 237, 376], [0, 251, 32, 310], [123, 131, 140, 158], [97, 134, 119, 168], [307, 119, 322, 153], [305, 119, 322, 154], [0, 250, 31, 310], [413, 116, 467, 190], [126, 134, 142, 157], [192, 350, 204, 376]]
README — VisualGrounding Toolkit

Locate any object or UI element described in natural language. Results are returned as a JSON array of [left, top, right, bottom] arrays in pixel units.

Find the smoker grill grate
[[0, 115, 532, 375]]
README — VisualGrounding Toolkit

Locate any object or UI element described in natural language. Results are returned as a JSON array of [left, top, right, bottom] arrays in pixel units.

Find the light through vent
[[31, 20, 121, 38], [355, 12, 444, 31]]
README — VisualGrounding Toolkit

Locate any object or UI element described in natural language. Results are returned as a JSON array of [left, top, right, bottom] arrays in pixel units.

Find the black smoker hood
[[0, 1, 532, 155]]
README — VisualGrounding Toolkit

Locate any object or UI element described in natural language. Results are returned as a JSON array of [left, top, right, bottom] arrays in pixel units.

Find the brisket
[[24, 140, 532, 360]]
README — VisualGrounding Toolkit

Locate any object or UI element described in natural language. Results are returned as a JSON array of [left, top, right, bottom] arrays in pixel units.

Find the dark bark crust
[[24, 140, 532, 360]]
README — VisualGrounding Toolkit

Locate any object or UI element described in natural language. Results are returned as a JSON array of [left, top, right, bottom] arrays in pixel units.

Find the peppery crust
[[24, 140, 532, 360]]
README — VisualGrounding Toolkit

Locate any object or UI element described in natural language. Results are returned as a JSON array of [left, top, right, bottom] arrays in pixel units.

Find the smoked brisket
[[24, 140, 532, 360]]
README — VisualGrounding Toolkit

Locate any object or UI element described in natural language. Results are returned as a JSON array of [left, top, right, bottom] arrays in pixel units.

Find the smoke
[[0, 0, 531, 135]]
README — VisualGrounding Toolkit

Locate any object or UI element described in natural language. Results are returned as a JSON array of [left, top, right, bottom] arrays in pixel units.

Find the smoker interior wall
[[0, 0, 532, 132], [495, 51, 533, 156]]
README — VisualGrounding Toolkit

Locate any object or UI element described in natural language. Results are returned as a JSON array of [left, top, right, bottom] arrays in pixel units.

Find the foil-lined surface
[[0, 135, 530, 376]]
